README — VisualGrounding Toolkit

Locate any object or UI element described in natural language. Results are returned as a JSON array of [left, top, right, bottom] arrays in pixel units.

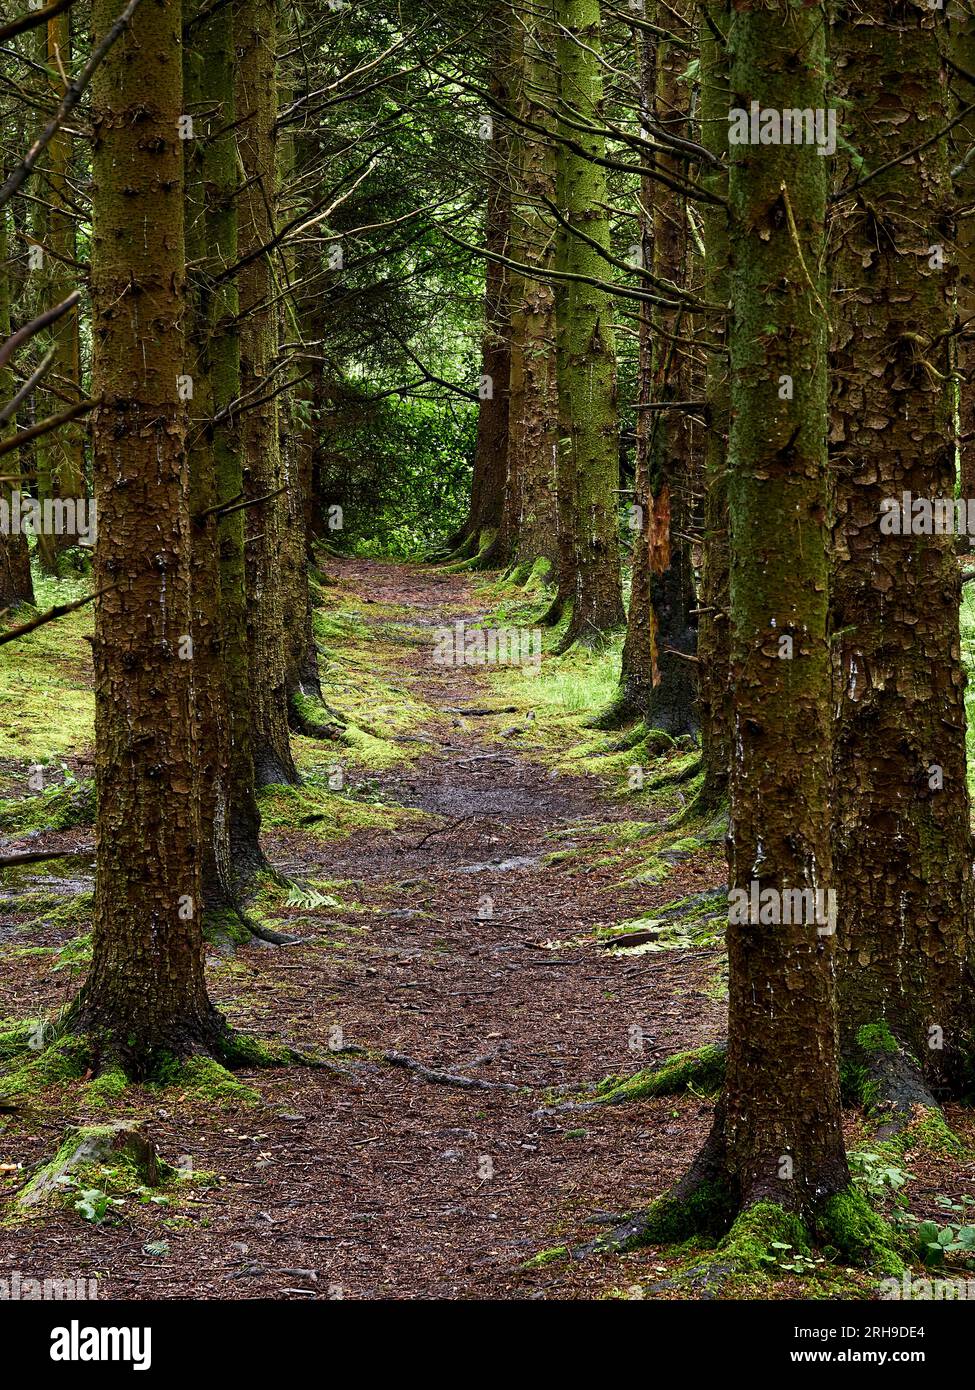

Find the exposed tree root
[[647, 757, 703, 790], [383, 1051, 518, 1091], [592, 1044, 728, 1107], [543, 1044, 728, 1115], [0, 1012, 365, 1105], [288, 692, 348, 742], [205, 903, 299, 947], [539, 590, 567, 627], [586, 693, 646, 732]]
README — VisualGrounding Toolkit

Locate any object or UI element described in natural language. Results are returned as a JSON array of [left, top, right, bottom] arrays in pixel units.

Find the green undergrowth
[[0, 570, 94, 762], [0, 1017, 283, 1109], [257, 777, 424, 842], [0, 775, 95, 832], [239, 872, 369, 943], [545, 812, 726, 899], [154, 1054, 260, 1107], [310, 591, 440, 769], [598, 888, 728, 955]]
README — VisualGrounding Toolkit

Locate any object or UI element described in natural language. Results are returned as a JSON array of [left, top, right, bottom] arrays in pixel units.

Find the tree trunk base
[[574, 1119, 901, 1276]]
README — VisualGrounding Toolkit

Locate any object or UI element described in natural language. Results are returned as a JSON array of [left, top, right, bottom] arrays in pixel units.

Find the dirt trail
[[0, 557, 728, 1299]]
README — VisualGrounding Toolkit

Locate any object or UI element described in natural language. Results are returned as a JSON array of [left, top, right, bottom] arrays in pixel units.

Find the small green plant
[[848, 1150, 913, 1206], [899, 1196, 975, 1266], [66, 1181, 124, 1224], [284, 884, 342, 911]]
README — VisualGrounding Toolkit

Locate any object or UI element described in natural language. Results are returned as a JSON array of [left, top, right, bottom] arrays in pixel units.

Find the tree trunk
[[73, 0, 226, 1072], [498, 9, 560, 579], [952, 7, 975, 511], [0, 202, 35, 612], [455, 29, 511, 559], [696, 0, 731, 806], [183, 0, 236, 918], [553, 0, 624, 647], [831, 0, 975, 1105], [616, 14, 698, 733], [605, 2, 886, 1263], [236, 0, 299, 787], [46, 5, 87, 552]]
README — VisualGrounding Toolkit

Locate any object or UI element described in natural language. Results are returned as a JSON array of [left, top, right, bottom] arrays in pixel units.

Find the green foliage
[[324, 396, 477, 555]]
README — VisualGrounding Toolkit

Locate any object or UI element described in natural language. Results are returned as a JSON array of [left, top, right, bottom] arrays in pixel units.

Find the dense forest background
[[4, 0, 975, 1310]]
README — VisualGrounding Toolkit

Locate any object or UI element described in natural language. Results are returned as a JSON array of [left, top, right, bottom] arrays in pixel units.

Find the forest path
[[0, 556, 729, 1300]]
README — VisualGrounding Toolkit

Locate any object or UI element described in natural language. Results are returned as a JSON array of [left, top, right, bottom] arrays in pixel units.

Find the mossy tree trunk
[[719, 0, 848, 1214], [275, 11, 325, 722], [236, 0, 299, 787], [456, 22, 511, 559], [0, 203, 35, 610], [831, 0, 975, 1105], [696, 0, 731, 807], [951, 4, 975, 509], [616, 12, 698, 732], [553, 0, 624, 647], [207, 3, 265, 878], [73, 0, 227, 1073], [498, 7, 560, 578], [183, 0, 236, 917], [613, 0, 860, 1248], [45, 6, 87, 553]]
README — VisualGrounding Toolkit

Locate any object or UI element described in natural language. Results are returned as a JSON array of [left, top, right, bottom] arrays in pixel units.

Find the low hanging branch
[[0, 291, 80, 373], [0, 589, 100, 648], [0, 349, 56, 426], [0, 397, 97, 460], [0, 0, 76, 44], [192, 484, 286, 526]]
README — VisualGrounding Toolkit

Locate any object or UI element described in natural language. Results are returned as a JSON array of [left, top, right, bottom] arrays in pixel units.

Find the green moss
[[0, 574, 94, 762], [0, 780, 95, 832], [0, 1031, 89, 1101], [0, 1018, 41, 1061], [520, 1243, 568, 1269], [856, 1021, 899, 1055], [717, 1201, 810, 1272], [257, 781, 421, 841], [202, 905, 251, 946], [593, 1045, 727, 1105], [155, 1054, 260, 1107], [869, 1107, 971, 1161], [216, 1032, 290, 1068], [53, 933, 93, 974], [82, 1068, 129, 1109], [603, 1177, 734, 1251], [523, 556, 553, 592], [816, 1188, 904, 1275]]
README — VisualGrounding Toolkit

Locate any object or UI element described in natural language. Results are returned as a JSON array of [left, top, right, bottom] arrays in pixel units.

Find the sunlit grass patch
[[0, 570, 94, 762]]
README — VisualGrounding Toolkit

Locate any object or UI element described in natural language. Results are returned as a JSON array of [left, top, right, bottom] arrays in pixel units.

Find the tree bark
[[696, 0, 731, 806], [455, 26, 511, 559], [553, 0, 625, 647], [831, 0, 975, 1102], [73, 0, 226, 1072], [236, 0, 299, 787], [616, 13, 698, 733], [498, 8, 560, 578], [0, 202, 35, 612]]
